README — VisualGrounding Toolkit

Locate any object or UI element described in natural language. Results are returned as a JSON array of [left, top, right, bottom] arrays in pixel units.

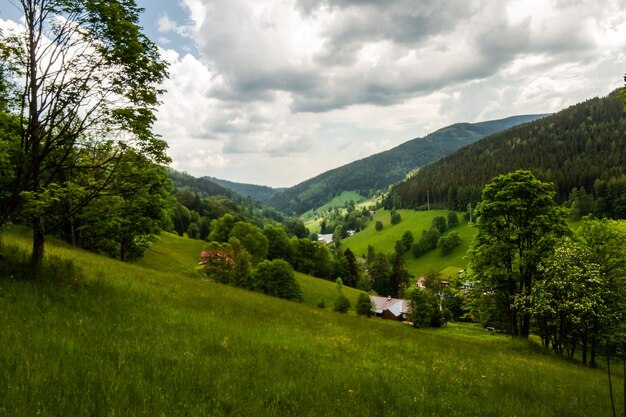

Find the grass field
[[301, 190, 366, 221], [0, 226, 622, 416], [341, 209, 474, 280]]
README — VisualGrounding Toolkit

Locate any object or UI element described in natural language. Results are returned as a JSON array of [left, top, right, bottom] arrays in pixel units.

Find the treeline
[[168, 170, 286, 241], [268, 115, 544, 215], [200, 212, 414, 303], [387, 91, 626, 219]]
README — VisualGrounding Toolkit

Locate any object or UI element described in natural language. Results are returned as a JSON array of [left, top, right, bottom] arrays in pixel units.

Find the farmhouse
[[370, 295, 409, 321], [198, 250, 235, 266], [317, 234, 334, 245]]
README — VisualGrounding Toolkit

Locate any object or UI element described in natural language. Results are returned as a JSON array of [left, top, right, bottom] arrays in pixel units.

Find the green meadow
[[0, 226, 621, 416], [302, 190, 366, 222], [341, 209, 474, 280]]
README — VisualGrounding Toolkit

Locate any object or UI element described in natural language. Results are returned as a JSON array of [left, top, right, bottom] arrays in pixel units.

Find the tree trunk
[[590, 335, 597, 368], [607, 342, 616, 417], [582, 332, 588, 365], [622, 342, 625, 417], [31, 214, 45, 268], [120, 239, 128, 262]]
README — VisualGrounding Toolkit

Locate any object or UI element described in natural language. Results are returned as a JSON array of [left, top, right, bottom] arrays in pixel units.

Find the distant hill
[[166, 169, 286, 226], [167, 169, 233, 198], [267, 114, 547, 215], [205, 176, 284, 202], [387, 90, 626, 217]]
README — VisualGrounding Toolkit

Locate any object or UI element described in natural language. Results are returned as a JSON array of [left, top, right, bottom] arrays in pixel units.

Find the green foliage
[[1, 0, 168, 267], [408, 289, 435, 328], [468, 170, 569, 338], [412, 227, 441, 257], [533, 238, 607, 358], [333, 294, 351, 313], [316, 298, 326, 309], [447, 211, 459, 227], [356, 292, 374, 317], [370, 253, 391, 296], [389, 91, 626, 218], [252, 259, 302, 301], [263, 225, 292, 261], [230, 222, 268, 264], [209, 214, 237, 242], [390, 211, 402, 225], [438, 231, 462, 256], [375, 221, 383, 231], [431, 216, 447, 233], [283, 218, 309, 238]]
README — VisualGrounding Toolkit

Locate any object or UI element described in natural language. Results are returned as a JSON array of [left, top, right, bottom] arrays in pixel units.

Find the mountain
[[386, 90, 626, 218], [166, 169, 286, 227], [204, 176, 285, 202], [167, 169, 234, 198], [267, 114, 547, 215]]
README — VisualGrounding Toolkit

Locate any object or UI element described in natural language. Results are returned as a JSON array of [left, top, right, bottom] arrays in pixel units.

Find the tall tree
[[1, 0, 167, 267], [468, 170, 568, 338]]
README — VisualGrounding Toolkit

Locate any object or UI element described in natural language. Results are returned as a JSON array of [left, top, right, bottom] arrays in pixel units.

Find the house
[[416, 277, 426, 288], [198, 250, 235, 266], [370, 295, 410, 321], [317, 234, 334, 245]]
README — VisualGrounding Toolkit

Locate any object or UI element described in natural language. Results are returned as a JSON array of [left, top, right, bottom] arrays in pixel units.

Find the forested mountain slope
[[387, 90, 626, 218], [268, 114, 546, 215], [205, 176, 284, 202]]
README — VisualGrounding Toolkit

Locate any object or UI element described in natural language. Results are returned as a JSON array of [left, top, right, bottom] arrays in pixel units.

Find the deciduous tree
[[1, 0, 168, 267], [468, 170, 568, 338]]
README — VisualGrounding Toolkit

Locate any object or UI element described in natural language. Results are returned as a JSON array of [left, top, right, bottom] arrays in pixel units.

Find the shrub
[[390, 212, 401, 225], [431, 216, 447, 233], [252, 259, 302, 301], [447, 212, 459, 227], [438, 232, 462, 256], [375, 221, 383, 231], [333, 294, 351, 313], [356, 292, 374, 317]]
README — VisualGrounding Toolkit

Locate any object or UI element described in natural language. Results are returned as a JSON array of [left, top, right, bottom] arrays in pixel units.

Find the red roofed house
[[369, 295, 410, 321]]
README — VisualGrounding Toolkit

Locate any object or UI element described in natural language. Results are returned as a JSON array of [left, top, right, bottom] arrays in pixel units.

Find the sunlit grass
[[0, 226, 620, 417]]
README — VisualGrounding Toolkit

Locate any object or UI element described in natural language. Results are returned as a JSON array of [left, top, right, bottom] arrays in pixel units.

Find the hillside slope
[[268, 114, 547, 215], [0, 227, 619, 416], [388, 91, 626, 212], [205, 176, 284, 202]]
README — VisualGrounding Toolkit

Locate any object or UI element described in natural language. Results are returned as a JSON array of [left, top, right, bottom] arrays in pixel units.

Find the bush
[[431, 216, 447, 233], [356, 292, 374, 317], [252, 259, 302, 301], [375, 221, 383, 231], [390, 212, 402, 225], [333, 293, 351, 313], [408, 289, 434, 328], [438, 232, 462, 256], [447, 212, 459, 227], [316, 298, 326, 309]]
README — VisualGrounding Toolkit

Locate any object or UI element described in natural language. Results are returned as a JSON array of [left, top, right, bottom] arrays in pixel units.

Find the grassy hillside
[[0, 227, 620, 416], [341, 209, 474, 279], [302, 190, 366, 219], [136, 232, 364, 310]]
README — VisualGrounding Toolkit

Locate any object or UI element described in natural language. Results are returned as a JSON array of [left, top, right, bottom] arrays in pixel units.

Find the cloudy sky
[[3, 1, 626, 187]]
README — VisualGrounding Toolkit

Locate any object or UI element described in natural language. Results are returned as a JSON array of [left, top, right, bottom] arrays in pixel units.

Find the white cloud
[[145, 0, 626, 187]]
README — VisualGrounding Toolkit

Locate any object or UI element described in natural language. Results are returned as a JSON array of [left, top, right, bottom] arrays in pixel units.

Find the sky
[[3, 0, 626, 188]]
